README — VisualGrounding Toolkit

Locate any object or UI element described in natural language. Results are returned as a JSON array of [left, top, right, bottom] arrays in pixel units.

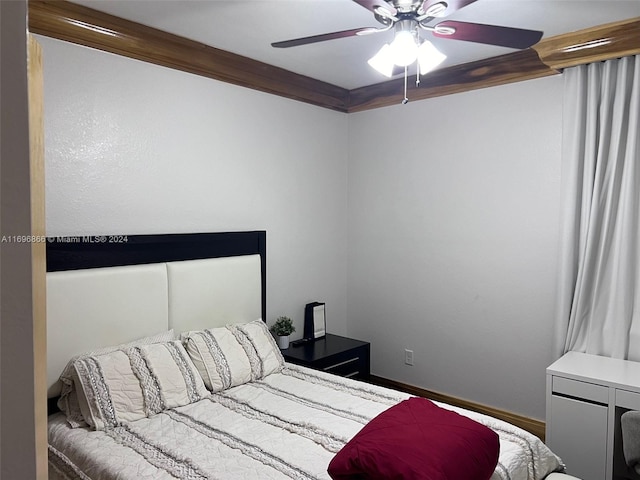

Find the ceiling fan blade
[[352, 0, 397, 16], [272, 27, 378, 48], [432, 20, 543, 49], [420, 0, 478, 17]]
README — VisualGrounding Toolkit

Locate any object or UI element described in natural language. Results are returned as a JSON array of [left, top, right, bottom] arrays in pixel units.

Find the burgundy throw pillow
[[328, 397, 499, 480]]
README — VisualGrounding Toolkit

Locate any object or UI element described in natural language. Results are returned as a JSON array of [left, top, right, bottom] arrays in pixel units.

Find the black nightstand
[[282, 334, 370, 380]]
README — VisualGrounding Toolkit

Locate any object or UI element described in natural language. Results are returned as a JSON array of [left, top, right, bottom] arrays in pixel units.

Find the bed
[[46, 231, 571, 480]]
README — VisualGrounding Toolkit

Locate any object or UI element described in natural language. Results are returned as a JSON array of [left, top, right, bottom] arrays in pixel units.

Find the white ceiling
[[73, 0, 640, 90]]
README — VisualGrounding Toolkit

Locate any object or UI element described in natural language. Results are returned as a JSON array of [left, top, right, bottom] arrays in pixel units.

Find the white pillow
[[234, 319, 284, 378], [183, 326, 254, 391], [56, 329, 175, 427], [73, 340, 209, 431], [182, 320, 284, 392]]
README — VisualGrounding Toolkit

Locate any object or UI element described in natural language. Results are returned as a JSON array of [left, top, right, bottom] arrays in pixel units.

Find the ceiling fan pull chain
[[402, 65, 409, 104]]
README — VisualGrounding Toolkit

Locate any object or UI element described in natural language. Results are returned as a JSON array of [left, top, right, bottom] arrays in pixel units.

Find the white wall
[[1, 1, 39, 478], [41, 33, 566, 420], [347, 76, 564, 420], [40, 36, 350, 336]]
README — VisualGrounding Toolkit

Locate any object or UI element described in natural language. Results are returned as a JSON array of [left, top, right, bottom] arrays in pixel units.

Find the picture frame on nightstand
[[304, 302, 326, 340]]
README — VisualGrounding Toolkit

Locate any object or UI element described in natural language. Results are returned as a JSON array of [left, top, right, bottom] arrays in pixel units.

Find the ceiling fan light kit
[[272, 0, 543, 104], [367, 24, 446, 77]]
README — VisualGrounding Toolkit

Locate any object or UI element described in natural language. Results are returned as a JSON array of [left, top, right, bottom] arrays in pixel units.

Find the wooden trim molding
[[27, 1, 640, 112], [28, 34, 48, 480], [534, 17, 640, 71], [369, 375, 546, 441], [28, 1, 640, 112], [27, 0, 350, 112]]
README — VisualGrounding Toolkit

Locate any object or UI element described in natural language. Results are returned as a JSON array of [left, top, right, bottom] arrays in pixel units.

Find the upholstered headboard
[[46, 231, 266, 398]]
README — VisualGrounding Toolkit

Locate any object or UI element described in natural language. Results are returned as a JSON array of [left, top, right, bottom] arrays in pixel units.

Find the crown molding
[[28, 1, 640, 112], [533, 16, 640, 70], [27, 0, 350, 112]]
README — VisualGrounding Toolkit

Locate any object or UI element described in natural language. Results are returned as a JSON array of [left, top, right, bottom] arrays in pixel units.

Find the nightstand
[[281, 333, 370, 380]]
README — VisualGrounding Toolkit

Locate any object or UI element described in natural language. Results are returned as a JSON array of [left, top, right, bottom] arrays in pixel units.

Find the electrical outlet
[[404, 349, 414, 366]]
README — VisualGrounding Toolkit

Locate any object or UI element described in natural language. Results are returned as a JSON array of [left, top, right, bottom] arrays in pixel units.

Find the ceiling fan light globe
[[417, 40, 446, 75], [367, 44, 395, 77], [390, 30, 419, 66]]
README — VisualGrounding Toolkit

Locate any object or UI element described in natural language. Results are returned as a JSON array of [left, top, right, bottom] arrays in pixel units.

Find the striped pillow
[[234, 320, 284, 378], [183, 320, 284, 392], [58, 329, 176, 428], [73, 340, 209, 430]]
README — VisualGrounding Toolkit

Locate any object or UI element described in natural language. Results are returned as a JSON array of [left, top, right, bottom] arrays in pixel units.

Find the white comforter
[[49, 364, 562, 480]]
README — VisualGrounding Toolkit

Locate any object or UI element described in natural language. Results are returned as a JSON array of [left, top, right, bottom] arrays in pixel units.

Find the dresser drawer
[[320, 355, 367, 378], [552, 376, 609, 405], [616, 389, 640, 410], [314, 346, 367, 374], [283, 334, 370, 380]]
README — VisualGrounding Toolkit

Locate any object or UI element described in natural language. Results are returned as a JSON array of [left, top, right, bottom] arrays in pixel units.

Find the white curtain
[[555, 55, 640, 360]]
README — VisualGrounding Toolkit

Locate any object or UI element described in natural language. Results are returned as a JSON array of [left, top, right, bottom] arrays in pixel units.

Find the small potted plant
[[271, 316, 295, 349]]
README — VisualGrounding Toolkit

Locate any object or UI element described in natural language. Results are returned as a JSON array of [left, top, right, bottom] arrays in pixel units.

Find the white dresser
[[546, 352, 640, 480]]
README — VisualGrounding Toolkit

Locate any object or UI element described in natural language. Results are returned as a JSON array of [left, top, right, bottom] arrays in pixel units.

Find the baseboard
[[369, 375, 546, 441]]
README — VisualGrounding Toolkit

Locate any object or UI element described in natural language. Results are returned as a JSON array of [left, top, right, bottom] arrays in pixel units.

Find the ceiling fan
[[272, 0, 543, 86]]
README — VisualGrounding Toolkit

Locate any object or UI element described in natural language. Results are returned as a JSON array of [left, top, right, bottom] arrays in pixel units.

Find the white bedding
[[49, 364, 563, 480]]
